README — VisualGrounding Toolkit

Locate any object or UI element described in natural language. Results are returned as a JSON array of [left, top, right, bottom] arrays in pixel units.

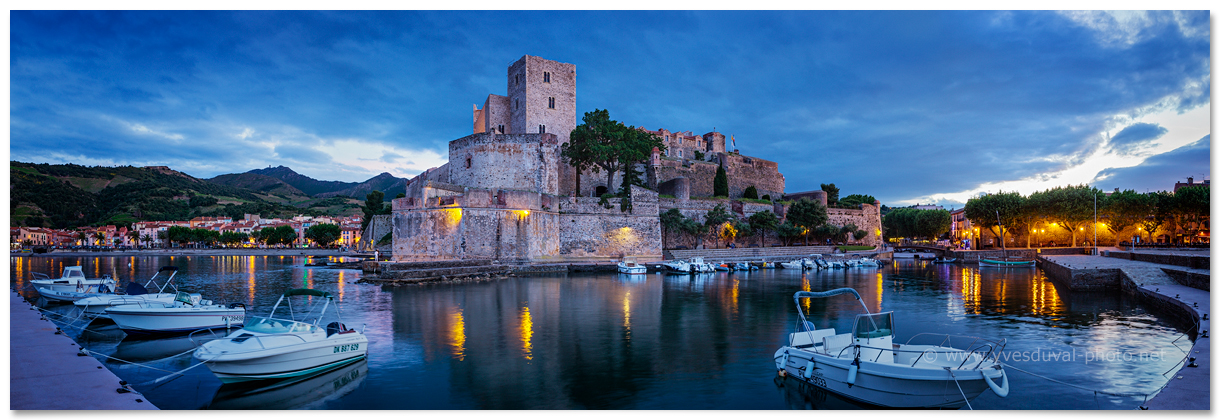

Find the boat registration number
[[334, 343, 360, 353], [808, 375, 827, 388], [221, 315, 244, 322]]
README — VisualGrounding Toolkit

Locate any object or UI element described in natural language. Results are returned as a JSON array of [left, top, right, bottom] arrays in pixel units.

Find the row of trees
[[882, 208, 951, 240], [659, 198, 870, 249], [964, 184, 1210, 247]]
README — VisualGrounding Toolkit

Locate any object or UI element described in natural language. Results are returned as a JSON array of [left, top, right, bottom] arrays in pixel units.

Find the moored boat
[[32, 266, 118, 302], [617, 259, 647, 274], [979, 258, 1034, 267], [74, 266, 182, 319], [193, 288, 368, 383], [106, 291, 247, 336], [773, 288, 1010, 408]]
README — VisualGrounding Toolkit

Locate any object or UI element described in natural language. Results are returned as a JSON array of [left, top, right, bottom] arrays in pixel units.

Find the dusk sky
[[9, 10, 1212, 208]]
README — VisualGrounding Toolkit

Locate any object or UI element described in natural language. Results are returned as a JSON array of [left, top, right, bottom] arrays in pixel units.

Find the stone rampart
[[718, 153, 784, 199]]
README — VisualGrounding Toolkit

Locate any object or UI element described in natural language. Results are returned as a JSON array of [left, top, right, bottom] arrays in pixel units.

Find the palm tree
[[92, 232, 105, 247], [127, 231, 140, 249], [141, 234, 153, 249], [76, 232, 87, 246]]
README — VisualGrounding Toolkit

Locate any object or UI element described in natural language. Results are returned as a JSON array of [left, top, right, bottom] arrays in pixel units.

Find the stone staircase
[[664, 245, 848, 262]]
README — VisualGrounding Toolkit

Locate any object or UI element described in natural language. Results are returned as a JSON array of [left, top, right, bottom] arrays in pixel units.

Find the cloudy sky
[[9, 10, 1211, 208]]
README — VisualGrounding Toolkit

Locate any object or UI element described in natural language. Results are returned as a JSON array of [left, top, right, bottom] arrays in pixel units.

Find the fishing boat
[[979, 210, 1035, 268], [774, 288, 1010, 408], [617, 259, 647, 275], [106, 291, 247, 336], [32, 266, 118, 302], [193, 288, 368, 383], [933, 257, 958, 264], [74, 266, 182, 319]]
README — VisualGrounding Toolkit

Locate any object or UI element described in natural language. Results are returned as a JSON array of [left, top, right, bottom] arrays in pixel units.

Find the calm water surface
[[10, 256, 1191, 410]]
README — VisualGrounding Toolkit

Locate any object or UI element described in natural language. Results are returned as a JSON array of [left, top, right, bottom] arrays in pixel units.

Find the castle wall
[[826, 203, 882, 246], [448, 132, 560, 195], [391, 186, 661, 261], [474, 94, 510, 134], [718, 153, 784, 199]]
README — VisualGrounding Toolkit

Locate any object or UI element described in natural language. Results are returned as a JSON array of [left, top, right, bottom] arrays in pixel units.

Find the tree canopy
[[786, 198, 828, 245], [820, 183, 840, 206], [562, 109, 664, 196], [361, 190, 391, 232], [883, 208, 950, 239], [305, 223, 342, 248], [839, 194, 877, 208], [714, 164, 729, 197]]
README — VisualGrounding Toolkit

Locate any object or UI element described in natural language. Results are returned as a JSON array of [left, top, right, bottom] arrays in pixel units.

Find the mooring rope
[[1000, 361, 1177, 399], [944, 367, 973, 410]]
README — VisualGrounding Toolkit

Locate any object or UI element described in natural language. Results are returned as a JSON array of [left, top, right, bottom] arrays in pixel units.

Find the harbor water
[[10, 255, 1192, 409]]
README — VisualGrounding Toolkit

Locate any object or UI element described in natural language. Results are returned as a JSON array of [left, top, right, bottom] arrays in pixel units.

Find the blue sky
[[9, 10, 1212, 208]]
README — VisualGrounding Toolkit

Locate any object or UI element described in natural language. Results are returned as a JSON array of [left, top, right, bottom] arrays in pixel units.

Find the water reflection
[[208, 359, 368, 410], [10, 257, 1192, 410]]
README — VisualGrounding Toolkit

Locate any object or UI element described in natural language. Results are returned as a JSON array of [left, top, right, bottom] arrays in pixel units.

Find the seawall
[[1037, 255, 1209, 410]]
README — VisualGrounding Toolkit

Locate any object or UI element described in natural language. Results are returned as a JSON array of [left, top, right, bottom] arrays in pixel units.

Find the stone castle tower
[[472, 55, 578, 195], [474, 56, 575, 145]]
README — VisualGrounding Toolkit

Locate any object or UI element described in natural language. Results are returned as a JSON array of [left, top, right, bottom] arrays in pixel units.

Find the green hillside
[[9, 162, 327, 229]]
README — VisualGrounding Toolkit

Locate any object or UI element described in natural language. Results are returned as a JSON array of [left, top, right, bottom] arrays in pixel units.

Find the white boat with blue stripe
[[193, 288, 367, 383], [774, 288, 1009, 409]]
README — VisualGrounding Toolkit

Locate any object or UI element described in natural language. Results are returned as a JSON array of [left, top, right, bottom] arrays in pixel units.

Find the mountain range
[[11, 161, 410, 229]]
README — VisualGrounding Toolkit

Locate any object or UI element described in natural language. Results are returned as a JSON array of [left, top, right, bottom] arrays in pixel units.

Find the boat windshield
[[854, 312, 894, 339], [243, 316, 317, 334]]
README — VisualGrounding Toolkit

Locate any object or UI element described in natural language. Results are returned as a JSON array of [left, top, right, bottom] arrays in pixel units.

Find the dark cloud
[[1109, 122, 1168, 154], [273, 144, 331, 164], [9, 11, 1210, 203], [1095, 135, 1211, 193]]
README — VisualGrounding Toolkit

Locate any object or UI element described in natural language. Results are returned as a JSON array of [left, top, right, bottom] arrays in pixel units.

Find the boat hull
[[775, 347, 1003, 409], [107, 306, 246, 336], [979, 259, 1035, 267], [75, 294, 179, 318], [196, 332, 369, 383]]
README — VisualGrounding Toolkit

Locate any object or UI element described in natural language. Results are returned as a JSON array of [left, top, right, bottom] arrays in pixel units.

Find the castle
[[391, 55, 879, 262]]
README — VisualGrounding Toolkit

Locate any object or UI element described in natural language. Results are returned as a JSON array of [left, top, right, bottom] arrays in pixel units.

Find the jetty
[[8, 290, 158, 410], [1037, 249, 1210, 410]]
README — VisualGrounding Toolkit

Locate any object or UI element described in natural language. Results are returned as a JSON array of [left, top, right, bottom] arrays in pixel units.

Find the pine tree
[[714, 165, 729, 197]]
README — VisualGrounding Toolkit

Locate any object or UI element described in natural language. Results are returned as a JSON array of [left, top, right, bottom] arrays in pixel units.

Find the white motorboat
[[774, 288, 1009, 408], [32, 266, 118, 302], [660, 260, 691, 274], [75, 266, 181, 319], [688, 257, 716, 273], [826, 260, 845, 269], [780, 259, 807, 269], [193, 288, 368, 383], [107, 291, 247, 336], [617, 259, 647, 275]]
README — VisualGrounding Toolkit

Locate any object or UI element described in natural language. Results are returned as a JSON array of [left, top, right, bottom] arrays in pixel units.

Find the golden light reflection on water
[[1031, 274, 1062, 316], [520, 306, 534, 360], [875, 271, 884, 312], [800, 274, 810, 312], [247, 256, 256, 304], [337, 270, 345, 300], [623, 291, 631, 331], [730, 279, 740, 315], [960, 268, 981, 314], [450, 307, 466, 361]]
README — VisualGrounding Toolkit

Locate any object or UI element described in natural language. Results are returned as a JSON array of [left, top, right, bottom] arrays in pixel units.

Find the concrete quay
[[8, 290, 158, 410], [1037, 253, 1209, 410]]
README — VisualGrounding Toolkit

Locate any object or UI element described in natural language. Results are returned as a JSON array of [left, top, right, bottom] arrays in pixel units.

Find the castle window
[[539, 124, 546, 134], [548, 97, 555, 109], [515, 74, 521, 85], [678, 150, 683, 158], [544, 72, 551, 83], [665, 135, 669, 142], [497, 124, 505, 134], [465, 157, 472, 169], [515, 99, 519, 110]]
